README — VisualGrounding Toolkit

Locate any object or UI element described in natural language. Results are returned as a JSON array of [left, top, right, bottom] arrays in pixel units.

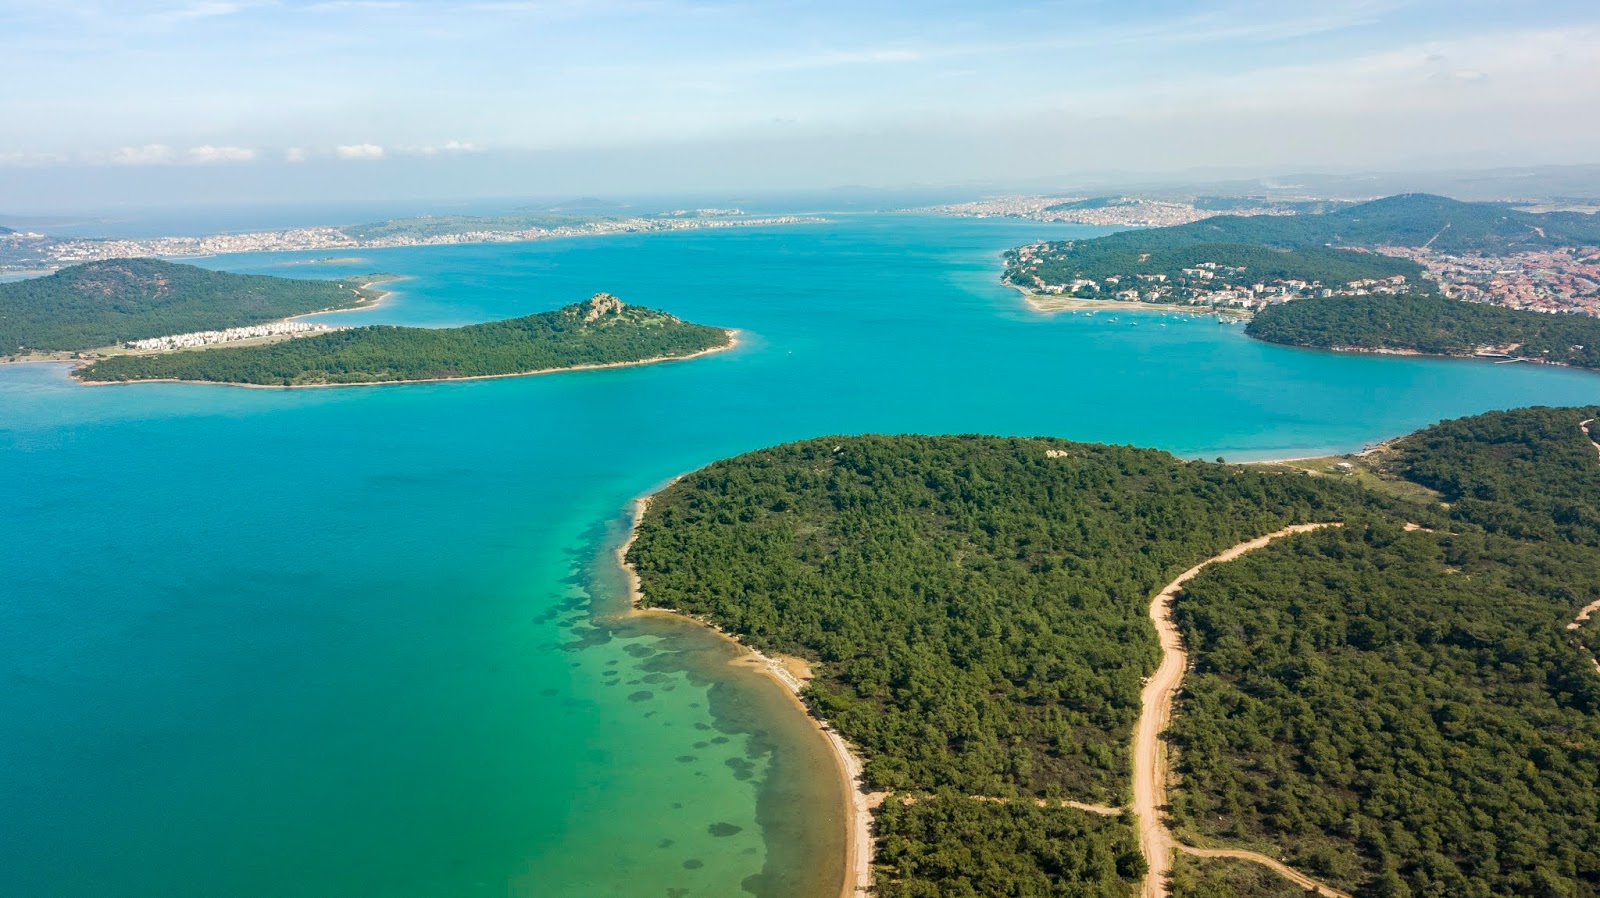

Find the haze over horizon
[[3, 0, 1599, 208]]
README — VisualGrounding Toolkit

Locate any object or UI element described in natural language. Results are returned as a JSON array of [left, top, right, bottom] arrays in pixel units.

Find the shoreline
[[1007, 282, 1248, 318], [616, 485, 875, 898], [70, 330, 741, 389]]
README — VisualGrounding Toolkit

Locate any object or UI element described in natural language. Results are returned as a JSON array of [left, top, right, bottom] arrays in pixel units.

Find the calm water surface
[[3, 214, 1598, 897]]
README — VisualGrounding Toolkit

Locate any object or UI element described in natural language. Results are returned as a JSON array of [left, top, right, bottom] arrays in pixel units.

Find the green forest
[[0, 258, 379, 354], [629, 405, 1600, 897], [1246, 294, 1600, 369], [74, 294, 731, 385]]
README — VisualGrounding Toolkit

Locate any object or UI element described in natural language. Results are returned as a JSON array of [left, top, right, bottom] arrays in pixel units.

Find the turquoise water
[[3, 214, 1598, 898]]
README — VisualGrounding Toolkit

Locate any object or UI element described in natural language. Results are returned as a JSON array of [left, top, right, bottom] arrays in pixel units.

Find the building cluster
[[125, 321, 339, 351], [917, 196, 1293, 228], [1377, 246, 1600, 315]]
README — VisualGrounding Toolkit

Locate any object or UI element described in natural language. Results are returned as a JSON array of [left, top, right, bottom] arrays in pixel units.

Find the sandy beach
[[1008, 283, 1247, 318], [617, 486, 875, 898]]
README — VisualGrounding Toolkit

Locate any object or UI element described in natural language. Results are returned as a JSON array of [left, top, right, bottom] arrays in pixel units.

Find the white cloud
[[187, 144, 256, 163], [399, 139, 480, 156], [335, 143, 385, 159], [109, 144, 178, 165], [284, 146, 309, 162]]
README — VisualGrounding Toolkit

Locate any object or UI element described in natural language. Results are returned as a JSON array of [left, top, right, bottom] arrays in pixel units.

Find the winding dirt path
[[1134, 523, 1349, 898]]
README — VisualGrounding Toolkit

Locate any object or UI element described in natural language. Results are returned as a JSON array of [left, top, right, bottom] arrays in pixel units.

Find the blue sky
[[2, 0, 1598, 203]]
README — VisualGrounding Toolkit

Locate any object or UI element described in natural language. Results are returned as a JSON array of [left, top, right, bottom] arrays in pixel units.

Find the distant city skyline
[[3, 0, 1599, 206]]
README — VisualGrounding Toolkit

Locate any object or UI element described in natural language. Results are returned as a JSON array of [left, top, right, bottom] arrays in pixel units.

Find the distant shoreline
[[617, 484, 875, 898], [73, 329, 740, 388]]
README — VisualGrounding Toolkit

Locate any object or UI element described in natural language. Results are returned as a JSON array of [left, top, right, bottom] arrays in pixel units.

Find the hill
[[0, 259, 381, 355], [74, 293, 732, 386], [1004, 194, 1600, 305], [628, 406, 1600, 897], [1246, 293, 1600, 369]]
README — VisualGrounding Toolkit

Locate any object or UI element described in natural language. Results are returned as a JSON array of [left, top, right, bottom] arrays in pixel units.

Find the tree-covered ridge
[[1244, 294, 1600, 369], [0, 258, 380, 354], [74, 293, 731, 385]]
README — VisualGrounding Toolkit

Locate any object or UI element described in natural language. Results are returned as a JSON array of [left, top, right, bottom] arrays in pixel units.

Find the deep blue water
[[2, 214, 1597, 897]]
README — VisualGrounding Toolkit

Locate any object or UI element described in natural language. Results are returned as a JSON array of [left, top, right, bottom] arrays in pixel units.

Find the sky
[[2, 0, 1599, 207]]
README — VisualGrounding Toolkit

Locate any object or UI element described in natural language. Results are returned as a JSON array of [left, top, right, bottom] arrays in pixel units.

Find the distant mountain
[[0, 259, 381, 354], [0, 225, 14, 235]]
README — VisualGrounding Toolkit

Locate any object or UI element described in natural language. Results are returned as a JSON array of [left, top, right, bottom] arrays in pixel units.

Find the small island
[[74, 293, 735, 386]]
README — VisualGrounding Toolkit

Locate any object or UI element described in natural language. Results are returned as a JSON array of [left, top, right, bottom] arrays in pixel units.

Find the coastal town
[[1374, 244, 1600, 315], [0, 213, 817, 276]]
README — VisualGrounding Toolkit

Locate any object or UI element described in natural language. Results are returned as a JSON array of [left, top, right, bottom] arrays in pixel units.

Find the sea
[[2, 212, 1597, 898]]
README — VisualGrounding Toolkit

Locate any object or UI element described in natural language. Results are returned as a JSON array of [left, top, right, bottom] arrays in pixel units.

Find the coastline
[[71, 329, 741, 389], [617, 485, 875, 898]]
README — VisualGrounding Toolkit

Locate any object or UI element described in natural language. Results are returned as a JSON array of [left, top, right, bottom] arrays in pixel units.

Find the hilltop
[[74, 293, 734, 386], [0, 259, 382, 356]]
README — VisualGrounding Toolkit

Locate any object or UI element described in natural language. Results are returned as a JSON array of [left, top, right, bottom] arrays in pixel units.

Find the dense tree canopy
[[1246, 295, 1600, 370], [0, 258, 378, 353], [875, 795, 1144, 898], [75, 295, 730, 385]]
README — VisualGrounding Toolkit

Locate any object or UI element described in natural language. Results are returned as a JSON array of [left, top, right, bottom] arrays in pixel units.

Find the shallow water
[[3, 214, 1597, 897]]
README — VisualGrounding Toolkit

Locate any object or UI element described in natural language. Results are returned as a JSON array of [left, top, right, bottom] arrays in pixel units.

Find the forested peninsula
[[626, 406, 1600, 898], [0, 258, 382, 356], [74, 293, 733, 386], [1245, 294, 1600, 369]]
